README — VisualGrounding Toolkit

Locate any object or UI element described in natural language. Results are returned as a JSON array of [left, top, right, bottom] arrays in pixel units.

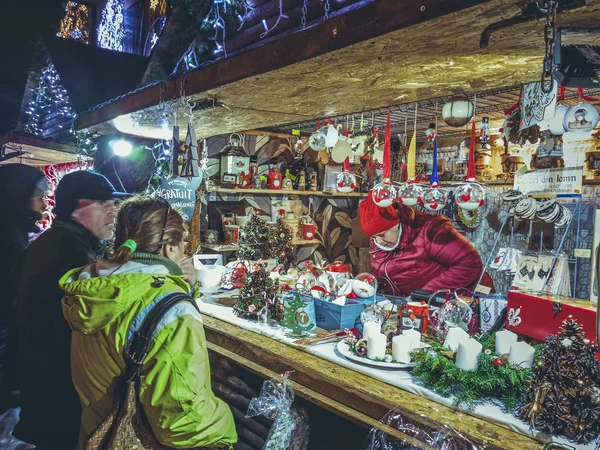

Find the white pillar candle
[[508, 341, 535, 369], [444, 327, 470, 352], [456, 338, 483, 372], [392, 335, 413, 364], [363, 321, 381, 341], [366, 332, 387, 360], [403, 328, 422, 349], [495, 330, 518, 356]]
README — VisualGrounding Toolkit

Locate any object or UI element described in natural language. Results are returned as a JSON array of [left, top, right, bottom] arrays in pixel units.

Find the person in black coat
[[0, 164, 46, 413], [13, 170, 126, 450]]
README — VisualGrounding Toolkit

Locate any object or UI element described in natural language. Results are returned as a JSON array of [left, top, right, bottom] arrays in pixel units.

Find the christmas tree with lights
[[98, 0, 126, 51]]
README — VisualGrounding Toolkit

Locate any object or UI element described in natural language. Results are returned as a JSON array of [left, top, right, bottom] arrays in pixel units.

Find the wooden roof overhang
[[75, 0, 600, 139], [0, 131, 82, 167]]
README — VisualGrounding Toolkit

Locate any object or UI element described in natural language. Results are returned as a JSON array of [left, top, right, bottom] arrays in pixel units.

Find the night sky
[[0, 0, 65, 135]]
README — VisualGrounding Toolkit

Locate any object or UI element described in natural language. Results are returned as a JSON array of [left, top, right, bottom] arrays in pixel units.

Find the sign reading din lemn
[[513, 166, 583, 197]]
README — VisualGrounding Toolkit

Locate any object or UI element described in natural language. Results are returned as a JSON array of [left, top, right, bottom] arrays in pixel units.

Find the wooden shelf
[[201, 239, 320, 252], [214, 187, 368, 197]]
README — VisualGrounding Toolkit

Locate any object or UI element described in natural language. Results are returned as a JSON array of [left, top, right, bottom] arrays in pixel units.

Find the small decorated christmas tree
[[237, 214, 270, 261], [234, 262, 280, 320], [281, 292, 314, 336], [518, 319, 600, 443], [268, 218, 295, 267]]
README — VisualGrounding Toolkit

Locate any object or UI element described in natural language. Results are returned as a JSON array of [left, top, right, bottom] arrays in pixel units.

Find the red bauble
[[493, 357, 505, 368], [231, 264, 248, 289]]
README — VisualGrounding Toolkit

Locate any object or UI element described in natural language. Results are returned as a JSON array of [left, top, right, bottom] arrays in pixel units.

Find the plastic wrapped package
[[361, 406, 479, 450], [246, 372, 310, 450]]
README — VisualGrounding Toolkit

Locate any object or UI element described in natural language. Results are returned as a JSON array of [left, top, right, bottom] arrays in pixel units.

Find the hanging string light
[[24, 63, 75, 137], [202, 0, 237, 56], [57, 1, 90, 44], [98, 0, 126, 51], [260, 0, 289, 38]]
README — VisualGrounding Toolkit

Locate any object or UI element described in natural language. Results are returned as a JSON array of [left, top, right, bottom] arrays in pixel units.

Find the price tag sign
[[292, 129, 301, 136]]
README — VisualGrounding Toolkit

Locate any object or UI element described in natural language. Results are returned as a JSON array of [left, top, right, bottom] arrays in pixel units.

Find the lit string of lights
[[24, 63, 75, 137], [260, 0, 288, 38], [57, 1, 90, 44], [98, 0, 126, 51], [202, 0, 231, 56], [150, 0, 167, 17]]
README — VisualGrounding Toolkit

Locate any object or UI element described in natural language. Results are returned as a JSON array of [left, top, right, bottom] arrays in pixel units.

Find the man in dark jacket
[[0, 164, 47, 413], [14, 170, 126, 450]]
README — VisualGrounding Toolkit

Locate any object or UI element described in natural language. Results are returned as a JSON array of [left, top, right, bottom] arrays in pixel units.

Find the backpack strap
[[124, 292, 199, 381]]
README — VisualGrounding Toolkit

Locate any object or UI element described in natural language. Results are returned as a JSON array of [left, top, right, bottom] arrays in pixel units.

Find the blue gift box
[[314, 295, 386, 331]]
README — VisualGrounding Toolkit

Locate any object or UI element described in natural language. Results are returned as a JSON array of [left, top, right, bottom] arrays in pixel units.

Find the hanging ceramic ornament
[[548, 105, 569, 135], [325, 119, 339, 147], [331, 128, 353, 163], [309, 120, 327, 151], [371, 108, 397, 207], [456, 120, 486, 211], [563, 103, 599, 133], [422, 137, 448, 211], [337, 157, 357, 193]]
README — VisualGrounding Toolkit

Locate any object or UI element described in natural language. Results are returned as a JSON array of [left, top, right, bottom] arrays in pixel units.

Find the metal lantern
[[563, 103, 599, 133], [422, 186, 448, 211], [442, 97, 474, 127], [455, 182, 486, 211], [397, 182, 423, 206]]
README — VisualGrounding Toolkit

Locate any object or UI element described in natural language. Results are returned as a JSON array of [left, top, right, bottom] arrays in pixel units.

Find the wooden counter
[[203, 315, 543, 450]]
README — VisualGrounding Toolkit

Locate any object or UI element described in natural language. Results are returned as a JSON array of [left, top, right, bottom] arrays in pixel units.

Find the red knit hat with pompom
[[359, 193, 400, 237]]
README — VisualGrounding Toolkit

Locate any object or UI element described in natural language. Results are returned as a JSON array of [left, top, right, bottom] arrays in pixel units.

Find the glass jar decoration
[[372, 180, 397, 208], [397, 181, 423, 207], [337, 157, 357, 193], [455, 182, 486, 210], [295, 269, 316, 294], [442, 96, 474, 127], [563, 103, 599, 133], [317, 261, 352, 295]]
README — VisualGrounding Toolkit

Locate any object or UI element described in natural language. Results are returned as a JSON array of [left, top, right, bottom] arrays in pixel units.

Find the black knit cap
[[54, 171, 128, 217]]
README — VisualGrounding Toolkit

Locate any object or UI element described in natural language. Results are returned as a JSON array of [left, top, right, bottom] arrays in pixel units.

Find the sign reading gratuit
[[158, 177, 201, 221], [513, 166, 583, 196]]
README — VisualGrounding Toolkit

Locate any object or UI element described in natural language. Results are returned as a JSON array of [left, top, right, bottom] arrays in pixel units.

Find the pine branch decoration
[[518, 319, 600, 443]]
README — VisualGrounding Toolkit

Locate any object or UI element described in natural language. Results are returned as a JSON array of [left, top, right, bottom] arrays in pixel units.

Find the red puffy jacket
[[369, 206, 484, 297]]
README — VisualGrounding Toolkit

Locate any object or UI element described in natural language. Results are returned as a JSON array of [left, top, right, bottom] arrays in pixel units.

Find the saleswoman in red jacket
[[360, 193, 488, 297]]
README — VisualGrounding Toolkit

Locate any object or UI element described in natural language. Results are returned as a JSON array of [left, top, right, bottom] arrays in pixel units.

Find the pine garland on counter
[[411, 334, 535, 411]]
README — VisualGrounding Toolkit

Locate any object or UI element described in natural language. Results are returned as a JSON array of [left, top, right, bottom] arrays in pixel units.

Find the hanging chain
[[324, 0, 330, 20], [301, 0, 308, 30], [540, 0, 559, 94]]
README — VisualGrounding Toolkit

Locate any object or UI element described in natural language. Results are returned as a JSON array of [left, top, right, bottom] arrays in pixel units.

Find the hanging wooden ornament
[[371, 108, 397, 207], [456, 120, 486, 211], [180, 122, 199, 178], [170, 125, 181, 178]]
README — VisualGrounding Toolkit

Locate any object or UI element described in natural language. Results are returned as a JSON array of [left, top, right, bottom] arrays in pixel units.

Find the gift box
[[506, 290, 597, 344], [314, 296, 381, 331]]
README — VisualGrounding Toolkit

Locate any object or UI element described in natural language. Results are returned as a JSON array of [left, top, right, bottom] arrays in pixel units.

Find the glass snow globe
[[455, 182, 486, 211], [397, 182, 423, 207], [336, 171, 357, 193], [563, 103, 599, 133], [422, 186, 448, 211], [353, 273, 378, 298], [372, 181, 397, 208]]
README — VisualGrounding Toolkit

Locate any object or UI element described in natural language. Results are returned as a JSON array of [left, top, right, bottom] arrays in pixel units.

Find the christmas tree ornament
[[397, 181, 423, 207], [308, 119, 327, 151], [371, 108, 397, 208], [325, 119, 339, 148], [234, 261, 280, 321], [519, 319, 600, 443], [336, 157, 357, 193], [295, 269, 316, 294], [478, 116, 491, 149], [353, 273, 378, 298], [563, 103, 599, 133], [456, 120, 486, 211], [317, 261, 352, 294], [422, 137, 448, 211], [425, 123, 436, 149], [331, 127, 353, 163], [442, 96, 474, 127], [237, 214, 271, 261], [281, 291, 316, 337]]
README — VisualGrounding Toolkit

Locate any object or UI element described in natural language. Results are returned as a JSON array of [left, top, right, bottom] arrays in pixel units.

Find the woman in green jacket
[[60, 196, 237, 449]]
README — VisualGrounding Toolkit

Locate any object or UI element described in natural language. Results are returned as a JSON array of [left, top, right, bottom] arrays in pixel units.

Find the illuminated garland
[[24, 63, 75, 137], [150, 0, 167, 17], [98, 0, 126, 51], [57, 1, 90, 44]]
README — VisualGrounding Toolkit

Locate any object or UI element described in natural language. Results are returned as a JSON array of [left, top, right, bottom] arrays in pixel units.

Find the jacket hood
[[0, 163, 46, 231], [60, 259, 190, 335]]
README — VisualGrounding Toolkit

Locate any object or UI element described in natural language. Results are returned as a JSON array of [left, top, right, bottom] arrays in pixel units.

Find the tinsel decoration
[[237, 214, 271, 261], [518, 319, 600, 443], [234, 261, 280, 321], [268, 218, 295, 267], [411, 334, 533, 410]]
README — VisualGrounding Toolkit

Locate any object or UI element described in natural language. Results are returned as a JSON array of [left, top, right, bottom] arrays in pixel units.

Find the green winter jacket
[[59, 256, 237, 449]]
